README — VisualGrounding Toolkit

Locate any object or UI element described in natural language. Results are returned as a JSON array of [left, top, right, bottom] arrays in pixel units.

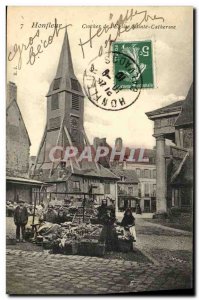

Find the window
[[51, 94, 59, 110], [153, 169, 156, 179], [49, 116, 61, 129], [104, 183, 110, 194], [144, 183, 149, 197], [179, 129, 184, 148], [73, 181, 80, 191], [53, 78, 61, 90], [144, 169, 149, 178], [119, 199, 124, 209], [141, 169, 144, 178], [120, 176, 126, 181], [136, 168, 141, 177], [152, 184, 156, 196], [71, 79, 79, 91], [128, 186, 133, 195], [72, 94, 80, 110]]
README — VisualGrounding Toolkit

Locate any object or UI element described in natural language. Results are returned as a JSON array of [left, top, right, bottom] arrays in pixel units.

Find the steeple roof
[[46, 28, 84, 97], [56, 27, 75, 78]]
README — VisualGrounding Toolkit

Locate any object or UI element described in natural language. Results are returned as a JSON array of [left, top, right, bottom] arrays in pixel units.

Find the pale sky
[[7, 6, 193, 155]]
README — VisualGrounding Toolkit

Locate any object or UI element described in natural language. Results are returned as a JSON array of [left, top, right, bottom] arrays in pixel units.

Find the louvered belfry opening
[[72, 93, 79, 110]]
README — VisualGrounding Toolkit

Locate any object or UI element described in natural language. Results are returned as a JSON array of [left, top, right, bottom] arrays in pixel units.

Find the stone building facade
[[111, 168, 140, 212], [6, 82, 43, 204], [146, 84, 193, 213], [6, 82, 30, 178], [123, 160, 156, 213]]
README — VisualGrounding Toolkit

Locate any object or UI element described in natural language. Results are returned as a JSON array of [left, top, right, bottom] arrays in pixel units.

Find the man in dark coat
[[14, 200, 28, 242]]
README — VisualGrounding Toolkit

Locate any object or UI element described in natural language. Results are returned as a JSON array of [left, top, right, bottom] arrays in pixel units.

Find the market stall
[[26, 192, 134, 257]]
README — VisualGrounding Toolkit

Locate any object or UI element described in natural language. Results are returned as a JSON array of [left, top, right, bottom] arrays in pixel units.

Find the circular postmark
[[83, 51, 143, 111]]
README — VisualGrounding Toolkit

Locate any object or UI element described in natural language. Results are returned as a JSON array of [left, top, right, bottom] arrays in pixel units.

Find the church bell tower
[[33, 28, 85, 179]]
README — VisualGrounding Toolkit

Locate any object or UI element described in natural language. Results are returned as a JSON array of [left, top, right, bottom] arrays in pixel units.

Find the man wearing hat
[[13, 199, 28, 242]]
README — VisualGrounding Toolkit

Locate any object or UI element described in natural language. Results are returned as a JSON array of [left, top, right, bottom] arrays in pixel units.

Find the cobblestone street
[[6, 218, 193, 295]]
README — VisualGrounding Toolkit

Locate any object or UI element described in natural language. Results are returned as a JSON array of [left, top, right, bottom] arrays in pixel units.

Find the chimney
[[7, 81, 17, 106], [115, 137, 123, 151], [101, 138, 106, 144]]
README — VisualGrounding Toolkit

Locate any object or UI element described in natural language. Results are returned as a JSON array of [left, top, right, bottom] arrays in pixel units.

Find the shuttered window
[[72, 94, 80, 110], [51, 94, 59, 110], [53, 78, 61, 90], [71, 79, 79, 91], [144, 169, 150, 178], [49, 117, 61, 129]]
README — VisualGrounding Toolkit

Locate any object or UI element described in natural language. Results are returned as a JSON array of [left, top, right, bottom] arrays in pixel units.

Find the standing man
[[14, 199, 28, 242]]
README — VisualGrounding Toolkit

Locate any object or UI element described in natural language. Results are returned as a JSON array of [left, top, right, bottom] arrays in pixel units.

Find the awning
[[6, 176, 45, 186], [118, 195, 141, 200]]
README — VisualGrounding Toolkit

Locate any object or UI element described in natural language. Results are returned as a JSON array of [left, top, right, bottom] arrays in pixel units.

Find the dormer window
[[53, 78, 61, 90], [71, 79, 79, 91]]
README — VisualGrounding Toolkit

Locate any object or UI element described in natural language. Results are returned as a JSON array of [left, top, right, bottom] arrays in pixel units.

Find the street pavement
[[6, 217, 193, 295]]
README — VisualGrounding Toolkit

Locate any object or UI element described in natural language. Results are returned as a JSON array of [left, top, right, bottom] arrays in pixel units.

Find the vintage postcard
[[6, 6, 194, 295]]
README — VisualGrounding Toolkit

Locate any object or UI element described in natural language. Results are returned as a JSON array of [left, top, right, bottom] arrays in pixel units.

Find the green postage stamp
[[113, 40, 154, 89]]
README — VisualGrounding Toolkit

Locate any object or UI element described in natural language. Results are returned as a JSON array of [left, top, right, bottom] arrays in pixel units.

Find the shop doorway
[[144, 199, 150, 212]]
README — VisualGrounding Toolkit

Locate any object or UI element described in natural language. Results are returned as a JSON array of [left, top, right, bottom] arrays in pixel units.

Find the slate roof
[[175, 84, 193, 127], [110, 168, 139, 183], [34, 160, 119, 182], [73, 161, 119, 180], [170, 150, 193, 185], [46, 28, 84, 97], [6, 99, 31, 146]]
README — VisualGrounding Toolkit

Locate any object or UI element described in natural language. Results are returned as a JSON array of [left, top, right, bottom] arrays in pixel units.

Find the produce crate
[[36, 236, 43, 246], [95, 243, 105, 256], [78, 239, 105, 257], [118, 239, 133, 253], [52, 241, 63, 254], [90, 218, 99, 224], [64, 241, 79, 255], [78, 239, 92, 256], [43, 241, 54, 250]]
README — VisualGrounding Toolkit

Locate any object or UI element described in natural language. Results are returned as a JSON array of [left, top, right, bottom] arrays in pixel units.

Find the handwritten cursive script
[[8, 19, 71, 70], [79, 9, 165, 58]]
